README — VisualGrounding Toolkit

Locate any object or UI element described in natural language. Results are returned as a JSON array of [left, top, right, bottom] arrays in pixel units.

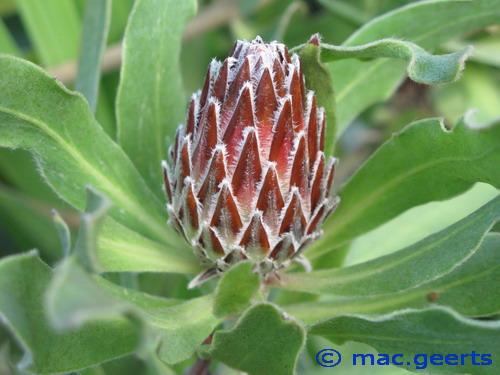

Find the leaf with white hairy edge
[[0, 54, 181, 247], [75, 0, 111, 112], [76, 186, 200, 274], [313, 38, 472, 85], [308, 114, 500, 259], [297, 35, 471, 155], [97, 219, 201, 274], [200, 303, 306, 375], [329, 0, 500, 134], [213, 261, 261, 318], [279, 195, 500, 296], [117, 0, 197, 198], [284, 233, 500, 322], [0, 252, 139, 374], [47, 255, 219, 366]]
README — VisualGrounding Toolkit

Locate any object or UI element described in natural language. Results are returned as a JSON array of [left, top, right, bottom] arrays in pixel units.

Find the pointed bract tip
[[308, 34, 321, 46]]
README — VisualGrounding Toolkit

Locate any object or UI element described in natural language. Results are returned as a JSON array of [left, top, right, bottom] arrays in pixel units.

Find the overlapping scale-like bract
[[164, 37, 338, 280]]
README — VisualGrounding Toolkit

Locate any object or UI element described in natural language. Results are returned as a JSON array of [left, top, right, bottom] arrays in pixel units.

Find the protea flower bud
[[163, 36, 338, 284]]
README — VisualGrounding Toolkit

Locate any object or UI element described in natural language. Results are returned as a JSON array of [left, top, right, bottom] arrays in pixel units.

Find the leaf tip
[[308, 34, 321, 46]]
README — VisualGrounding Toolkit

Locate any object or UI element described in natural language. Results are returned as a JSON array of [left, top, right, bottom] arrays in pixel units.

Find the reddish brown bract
[[164, 37, 338, 279]]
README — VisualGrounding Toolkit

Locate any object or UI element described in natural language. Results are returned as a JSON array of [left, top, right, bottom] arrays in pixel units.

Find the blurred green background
[[0, 0, 498, 373]]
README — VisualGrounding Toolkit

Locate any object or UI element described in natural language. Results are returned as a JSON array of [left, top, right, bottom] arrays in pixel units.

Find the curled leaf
[[315, 38, 473, 85]]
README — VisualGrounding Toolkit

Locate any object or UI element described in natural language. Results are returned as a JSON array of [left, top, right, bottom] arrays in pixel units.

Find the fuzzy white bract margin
[[163, 36, 338, 287]]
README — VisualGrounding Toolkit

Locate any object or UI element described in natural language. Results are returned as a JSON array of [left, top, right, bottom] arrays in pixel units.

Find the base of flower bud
[[187, 252, 313, 289]]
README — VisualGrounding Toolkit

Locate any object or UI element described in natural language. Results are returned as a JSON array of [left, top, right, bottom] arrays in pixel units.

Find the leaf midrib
[[99, 237, 199, 273], [0, 106, 169, 243], [287, 209, 485, 291], [321, 260, 499, 315], [324, 146, 496, 244]]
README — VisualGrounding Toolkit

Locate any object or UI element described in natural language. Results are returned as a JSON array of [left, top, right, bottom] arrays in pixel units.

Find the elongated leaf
[[76, 0, 111, 112], [213, 261, 261, 318], [308, 116, 500, 258], [152, 295, 219, 365], [15, 0, 81, 66], [47, 256, 219, 366], [331, 0, 500, 133], [0, 55, 179, 246], [345, 183, 498, 265], [74, 187, 112, 270], [77, 185, 198, 274], [46, 256, 133, 330], [320, 38, 471, 84], [117, 0, 197, 198], [298, 35, 470, 156], [0, 252, 139, 374], [309, 307, 500, 374], [51, 209, 71, 257], [97, 219, 200, 274], [282, 196, 499, 296], [285, 234, 500, 323], [201, 303, 306, 375]]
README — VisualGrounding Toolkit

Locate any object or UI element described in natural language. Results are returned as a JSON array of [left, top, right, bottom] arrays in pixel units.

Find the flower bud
[[164, 37, 338, 282]]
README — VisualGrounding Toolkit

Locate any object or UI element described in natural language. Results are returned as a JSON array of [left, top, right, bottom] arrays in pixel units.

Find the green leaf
[[213, 261, 261, 318], [345, 183, 498, 265], [308, 307, 500, 374], [76, 0, 112, 112], [285, 233, 500, 323], [330, 0, 500, 134], [46, 256, 133, 330], [201, 303, 306, 375], [15, 0, 81, 66], [47, 256, 219, 366], [152, 295, 219, 365], [0, 252, 139, 374], [299, 38, 337, 156], [297, 36, 470, 157], [96, 219, 201, 274], [308, 116, 500, 258], [51, 209, 71, 258], [0, 55, 180, 246], [73, 187, 112, 270], [320, 38, 471, 84], [94, 275, 181, 310], [281, 196, 500, 296], [74, 185, 199, 275], [117, 0, 197, 198]]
